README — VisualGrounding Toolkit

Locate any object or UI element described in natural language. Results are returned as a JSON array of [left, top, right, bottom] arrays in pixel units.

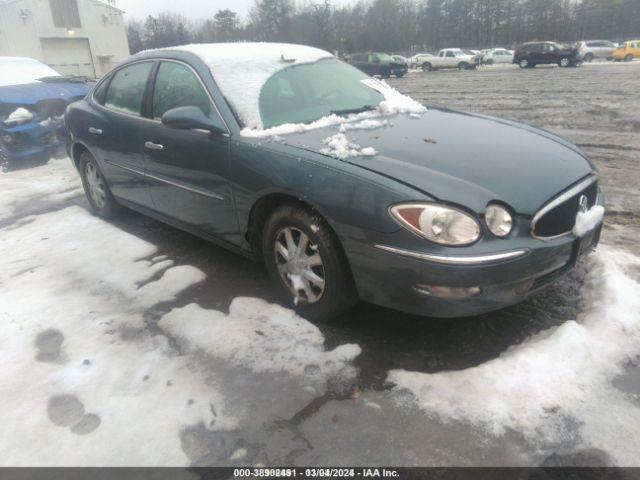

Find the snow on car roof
[[169, 43, 334, 130]]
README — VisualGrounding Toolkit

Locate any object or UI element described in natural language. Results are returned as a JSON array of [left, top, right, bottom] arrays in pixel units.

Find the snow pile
[[339, 118, 388, 132], [573, 205, 605, 237], [159, 299, 361, 379], [376, 80, 427, 117], [0, 57, 61, 87], [4, 107, 34, 126], [320, 133, 378, 160], [388, 246, 640, 464], [170, 43, 332, 130]]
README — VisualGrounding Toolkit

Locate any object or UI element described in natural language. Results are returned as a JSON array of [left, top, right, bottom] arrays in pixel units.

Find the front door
[[140, 60, 238, 241]]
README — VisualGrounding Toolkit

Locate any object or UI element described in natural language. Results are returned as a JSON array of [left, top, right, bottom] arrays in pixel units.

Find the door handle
[[145, 141, 164, 151], [88, 127, 103, 135]]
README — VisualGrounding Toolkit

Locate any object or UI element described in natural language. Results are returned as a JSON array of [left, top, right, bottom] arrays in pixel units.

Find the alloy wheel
[[274, 226, 325, 304], [519, 59, 529, 68], [560, 57, 570, 67], [85, 162, 106, 209]]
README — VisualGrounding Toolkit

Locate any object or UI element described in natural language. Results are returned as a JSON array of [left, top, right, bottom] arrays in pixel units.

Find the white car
[[482, 48, 514, 65], [421, 49, 479, 71], [408, 53, 434, 69]]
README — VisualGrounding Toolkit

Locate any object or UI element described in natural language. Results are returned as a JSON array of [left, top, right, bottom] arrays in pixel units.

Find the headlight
[[390, 203, 481, 246], [485, 204, 513, 237], [3, 107, 34, 127]]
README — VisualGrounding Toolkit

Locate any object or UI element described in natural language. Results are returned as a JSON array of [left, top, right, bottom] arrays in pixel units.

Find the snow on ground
[[388, 246, 640, 465], [0, 159, 361, 466], [160, 300, 360, 378], [0, 159, 83, 223]]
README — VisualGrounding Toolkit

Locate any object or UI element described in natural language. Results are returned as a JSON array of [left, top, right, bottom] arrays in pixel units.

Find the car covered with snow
[[421, 49, 480, 71], [0, 57, 91, 168], [64, 42, 604, 320]]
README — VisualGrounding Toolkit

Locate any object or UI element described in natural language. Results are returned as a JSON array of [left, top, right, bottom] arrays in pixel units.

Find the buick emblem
[[578, 194, 589, 213]]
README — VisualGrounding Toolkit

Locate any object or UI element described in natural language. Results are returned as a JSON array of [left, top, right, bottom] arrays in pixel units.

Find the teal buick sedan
[[64, 43, 605, 320]]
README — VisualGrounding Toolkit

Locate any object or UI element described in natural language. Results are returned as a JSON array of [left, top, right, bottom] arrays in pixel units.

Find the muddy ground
[[1, 61, 640, 467]]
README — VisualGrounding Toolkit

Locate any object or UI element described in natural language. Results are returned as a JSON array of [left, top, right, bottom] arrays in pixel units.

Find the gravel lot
[[1, 61, 639, 467]]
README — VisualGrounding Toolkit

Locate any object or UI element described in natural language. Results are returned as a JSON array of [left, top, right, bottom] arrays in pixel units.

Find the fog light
[[414, 284, 481, 299]]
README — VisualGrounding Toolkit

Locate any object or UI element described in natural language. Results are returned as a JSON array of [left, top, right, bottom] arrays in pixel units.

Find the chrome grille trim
[[530, 175, 597, 241]]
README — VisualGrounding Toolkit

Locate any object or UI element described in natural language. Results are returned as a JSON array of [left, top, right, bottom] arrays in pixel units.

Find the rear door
[[93, 60, 156, 208], [140, 60, 238, 239]]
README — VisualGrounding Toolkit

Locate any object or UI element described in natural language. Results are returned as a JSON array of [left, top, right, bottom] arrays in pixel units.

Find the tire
[[485, 59, 494, 65], [625, 54, 633, 62], [79, 150, 120, 218], [262, 204, 357, 321], [584, 53, 594, 62], [559, 57, 571, 67], [518, 58, 529, 68], [457, 62, 469, 70], [381, 67, 391, 78], [395, 72, 405, 78], [421, 62, 433, 72]]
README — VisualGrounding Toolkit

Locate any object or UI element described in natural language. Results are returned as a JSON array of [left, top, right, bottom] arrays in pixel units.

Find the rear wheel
[[262, 204, 357, 321], [79, 150, 120, 218], [625, 54, 633, 62], [457, 62, 469, 70], [395, 72, 405, 78], [485, 59, 494, 65]]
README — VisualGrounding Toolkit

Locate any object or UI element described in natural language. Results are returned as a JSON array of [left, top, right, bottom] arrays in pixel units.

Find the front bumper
[[340, 199, 604, 318], [1, 118, 65, 162]]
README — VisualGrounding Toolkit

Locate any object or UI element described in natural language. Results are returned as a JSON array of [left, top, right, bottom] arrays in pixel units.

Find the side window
[[152, 62, 213, 120], [92, 76, 111, 105], [446, 51, 455, 58], [104, 62, 153, 116]]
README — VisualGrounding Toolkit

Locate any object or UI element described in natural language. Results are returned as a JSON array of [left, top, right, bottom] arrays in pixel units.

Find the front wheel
[[395, 72, 405, 78], [421, 62, 433, 72], [625, 54, 633, 62], [79, 150, 120, 218], [518, 58, 530, 68], [457, 62, 469, 70], [559, 57, 571, 67], [262, 205, 357, 321], [584, 53, 594, 62]]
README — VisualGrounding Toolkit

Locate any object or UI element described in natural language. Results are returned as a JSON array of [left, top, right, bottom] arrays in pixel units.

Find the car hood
[[0, 81, 90, 105], [281, 108, 594, 215]]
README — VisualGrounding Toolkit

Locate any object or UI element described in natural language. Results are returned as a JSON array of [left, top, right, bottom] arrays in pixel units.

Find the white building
[[0, 0, 130, 78]]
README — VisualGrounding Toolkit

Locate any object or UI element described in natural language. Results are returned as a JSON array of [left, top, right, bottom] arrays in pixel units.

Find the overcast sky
[[115, 0, 354, 22]]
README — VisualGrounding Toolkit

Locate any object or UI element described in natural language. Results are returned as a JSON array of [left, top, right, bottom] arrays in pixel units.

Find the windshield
[[259, 58, 386, 129], [0, 59, 61, 87]]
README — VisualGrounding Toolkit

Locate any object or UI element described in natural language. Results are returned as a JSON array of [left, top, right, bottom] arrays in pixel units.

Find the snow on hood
[[170, 43, 333, 130]]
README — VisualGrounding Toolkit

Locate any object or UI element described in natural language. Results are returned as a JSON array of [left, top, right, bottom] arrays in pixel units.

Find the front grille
[[532, 178, 598, 239]]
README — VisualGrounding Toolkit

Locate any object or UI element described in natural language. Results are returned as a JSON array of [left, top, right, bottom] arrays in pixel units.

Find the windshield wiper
[[330, 105, 376, 116]]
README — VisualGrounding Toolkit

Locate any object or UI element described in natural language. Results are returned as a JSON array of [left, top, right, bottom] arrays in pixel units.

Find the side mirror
[[161, 106, 226, 134]]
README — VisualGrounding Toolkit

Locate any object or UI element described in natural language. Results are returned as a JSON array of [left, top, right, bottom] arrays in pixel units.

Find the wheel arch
[[70, 141, 93, 170]]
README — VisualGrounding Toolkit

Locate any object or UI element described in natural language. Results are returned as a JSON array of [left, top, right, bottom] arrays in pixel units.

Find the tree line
[[126, 0, 640, 55]]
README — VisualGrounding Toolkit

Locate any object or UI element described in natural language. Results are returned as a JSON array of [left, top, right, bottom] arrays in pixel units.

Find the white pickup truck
[[421, 49, 480, 71]]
